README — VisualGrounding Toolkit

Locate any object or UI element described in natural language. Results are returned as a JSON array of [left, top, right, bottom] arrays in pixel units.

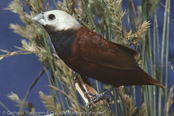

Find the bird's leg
[[85, 87, 115, 106]]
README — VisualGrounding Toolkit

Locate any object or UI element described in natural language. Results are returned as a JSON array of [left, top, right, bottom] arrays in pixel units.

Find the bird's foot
[[84, 89, 113, 107]]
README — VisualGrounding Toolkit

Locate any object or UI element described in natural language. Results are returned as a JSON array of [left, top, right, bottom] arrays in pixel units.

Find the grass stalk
[[158, 0, 168, 115], [66, 71, 81, 112], [164, 0, 170, 115], [0, 101, 15, 116], [42, 32, 67, 113], [153, 13, 157, 116]]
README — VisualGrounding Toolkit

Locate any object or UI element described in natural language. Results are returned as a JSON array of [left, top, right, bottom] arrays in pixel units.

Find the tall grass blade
[[164, 0, 170, 115]]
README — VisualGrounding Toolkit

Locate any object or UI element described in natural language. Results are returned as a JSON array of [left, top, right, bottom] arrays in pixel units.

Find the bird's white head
[[32, 10, 81, 31]]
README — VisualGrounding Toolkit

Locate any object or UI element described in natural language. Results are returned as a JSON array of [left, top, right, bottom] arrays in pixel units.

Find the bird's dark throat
[[45, 26, 77, 60]]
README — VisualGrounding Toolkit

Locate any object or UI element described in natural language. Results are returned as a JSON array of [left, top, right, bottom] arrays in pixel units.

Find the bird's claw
[[84, 92, 111, 107], [84, 92, 96, 97]]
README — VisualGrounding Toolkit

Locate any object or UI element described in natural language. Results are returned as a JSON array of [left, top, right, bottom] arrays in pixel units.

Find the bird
[[32, 10, 165, 105]]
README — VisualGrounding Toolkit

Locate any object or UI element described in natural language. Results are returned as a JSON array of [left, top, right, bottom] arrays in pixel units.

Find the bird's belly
[[65, 58, 140, 87]]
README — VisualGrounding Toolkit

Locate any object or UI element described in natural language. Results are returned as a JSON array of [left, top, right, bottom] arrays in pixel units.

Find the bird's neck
[[48, 29, 77, 60]]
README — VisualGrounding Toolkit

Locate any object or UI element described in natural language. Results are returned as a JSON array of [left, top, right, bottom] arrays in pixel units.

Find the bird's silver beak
[[32, 13, 47, 26]]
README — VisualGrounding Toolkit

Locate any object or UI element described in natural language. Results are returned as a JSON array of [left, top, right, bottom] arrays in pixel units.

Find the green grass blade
[[23, 68, 47, 101], [42, 32, 67, 113], [153, 13, 157, 116], [164, 0, 170, 115], [19, 68, 48, 113], [158, 1, 168, 115], [0, 101, 15, 116]]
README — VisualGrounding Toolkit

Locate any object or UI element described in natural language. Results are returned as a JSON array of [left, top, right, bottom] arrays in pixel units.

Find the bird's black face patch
[[48, 14, 56, 20]]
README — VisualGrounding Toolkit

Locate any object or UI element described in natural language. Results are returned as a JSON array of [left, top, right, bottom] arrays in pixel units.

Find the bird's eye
[[48, 14, 55, 20]]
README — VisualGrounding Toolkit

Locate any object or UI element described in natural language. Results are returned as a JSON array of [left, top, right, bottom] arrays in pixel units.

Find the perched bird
[[32, 10, 165, 103]]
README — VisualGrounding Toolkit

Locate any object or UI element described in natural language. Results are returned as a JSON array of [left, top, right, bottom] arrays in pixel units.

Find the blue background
[[0, 0, 173, 115]]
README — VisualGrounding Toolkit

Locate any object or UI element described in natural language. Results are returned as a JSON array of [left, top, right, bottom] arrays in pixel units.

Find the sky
[[0, 0, 173, 115]]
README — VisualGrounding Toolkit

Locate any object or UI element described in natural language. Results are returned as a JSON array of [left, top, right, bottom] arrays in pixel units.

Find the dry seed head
[[117, 86, 137, 115], [5, 0, 23, 14], [7, 92, 20, 103], [25, 0, 45, 13], [129, 21, 150, 46], [48, 85, 77, 110], [39, 91, 61, 112], [166, 86, 174, 114], [0, 56, 4, 60], [21, 39, 37, 52], [139, 103, 146, 116]]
